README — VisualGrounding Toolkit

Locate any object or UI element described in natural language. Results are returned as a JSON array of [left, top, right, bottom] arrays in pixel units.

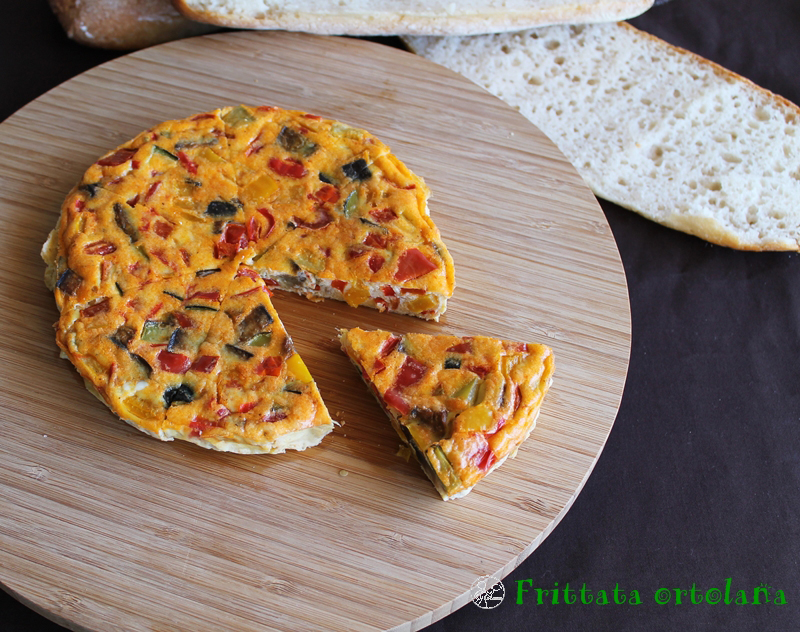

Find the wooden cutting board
[[0, 31, 630, 631]]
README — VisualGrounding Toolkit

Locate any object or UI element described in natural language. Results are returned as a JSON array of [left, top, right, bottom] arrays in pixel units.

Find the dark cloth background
[[3, 1, 799, 630]]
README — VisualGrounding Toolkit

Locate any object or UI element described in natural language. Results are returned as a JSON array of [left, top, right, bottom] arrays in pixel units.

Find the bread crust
[[172, 0, 653, 36], [49, 0, 217, 50]]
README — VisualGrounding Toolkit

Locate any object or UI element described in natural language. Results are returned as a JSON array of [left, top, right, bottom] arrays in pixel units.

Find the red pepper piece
[[262, 409, 288, 423], [191, 113, 216, 121], [255, 356, 283, 377], [170, 311, 194, 328], [269, 156, 306, 178], [185, 290, 221, 302], [474, 442, 497, 472], [467, 364, 491, 378], [395, 248, 437, 282], [369, 208, 397, 223], [379, 335, 401, 357], [190, 355, 218, 373], [236, 267, 259, 280], [395, 356, 427, 388], [373, 358, 386, 374], [177, 151, 198, 175], [503, 341, 528, 353], [180, 249, 191, 266], [256, 207, 276, 238], [368, 254, 385, 273], [81, 298, 110, 317], [84, 240, 116, 255], [153, 220, 173, 239], [347, 245, 369, 260], [246, 216, 260, 242], [238, 400, 260, 414], [311, 184, 340, 204], [145, 301, 163, 320], [157, 350, 191, 373], [144, 181, 161, 202], [216, 222, 248, 258], [331, 280, 347, 293], [381, 285, 396, 297], [446, 340, 472, 353], [383, 387, 410, 415], [364, 233, 388, 248], [292, 208, 333, 230], [189, 416, 223, 437], [97, 148, 136, 167]]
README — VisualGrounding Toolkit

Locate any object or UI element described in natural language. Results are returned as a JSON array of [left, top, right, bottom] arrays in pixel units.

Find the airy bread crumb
[[405, 22, 800, 250]]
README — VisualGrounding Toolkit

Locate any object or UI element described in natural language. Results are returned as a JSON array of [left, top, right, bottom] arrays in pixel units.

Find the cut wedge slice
[[339, 327, 554, 500]]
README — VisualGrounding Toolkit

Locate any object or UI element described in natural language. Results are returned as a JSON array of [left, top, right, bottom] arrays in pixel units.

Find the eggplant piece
[[444, 357, 461, 369], [113, 203, 139, 241], [319, 172, 334, 184], [224, 344, 254, 360], [184, 305, 218, 312], [277, 126, 318, 157], [163, 383, 194, 408], [167, 328, 185, 352], [56, 269, 82, 296], [78, 182, 101, 198], [110, 325, 136, 350], [115, 282, 124, 296], [162, 291, 184, 301], [195, 268, 221, 278], [130, 353, 153, 378], [342, 159, 371, 181], [409, 407, 450, 441], [206, 200, 238, 218]]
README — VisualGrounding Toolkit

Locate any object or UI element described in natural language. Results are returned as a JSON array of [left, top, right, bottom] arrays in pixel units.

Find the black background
[[2, 1, 799, 630]]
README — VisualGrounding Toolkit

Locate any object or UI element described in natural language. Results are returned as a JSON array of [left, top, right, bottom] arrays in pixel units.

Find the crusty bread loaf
[[405, 22, 800, 250], [49, 0, 217, 50], [173, 0, 653, 36]]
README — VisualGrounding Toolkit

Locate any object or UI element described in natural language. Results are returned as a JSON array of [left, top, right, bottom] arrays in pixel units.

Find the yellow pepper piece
[[199, 146, 225, 164], [244, 174, 279, 202], [408, 294, 437, 314], [343, 284, 371, 308], [455, 405, 493, 433], [286, 353, 313, 384]]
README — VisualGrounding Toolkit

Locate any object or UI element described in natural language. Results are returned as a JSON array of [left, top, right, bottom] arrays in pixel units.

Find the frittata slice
[[339, 328, 554, 500]]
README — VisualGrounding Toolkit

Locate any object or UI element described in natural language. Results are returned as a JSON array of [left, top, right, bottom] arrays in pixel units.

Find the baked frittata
[[339, 328, 554, 500], [43, 106, 455, 452]]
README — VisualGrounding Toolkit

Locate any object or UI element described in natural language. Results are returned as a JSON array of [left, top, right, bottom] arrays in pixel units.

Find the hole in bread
[[529, 32, 540, 39], [501, 45, 511, 54], [689, 181, 698, 190], [706, 181, 722, 191], [755, 107, 770, 122], [588, 78, 599, 86], [528, 76, 543, 86], [555, 57, 565, 65], [618, 178, 627, 186], [722, 153, 742, 164], [641, 98, 652, 106], [570, 25, 585, 36], [545, 40, 560, 50], [769, 210, 785, 220], [673, 89, 682, 98]]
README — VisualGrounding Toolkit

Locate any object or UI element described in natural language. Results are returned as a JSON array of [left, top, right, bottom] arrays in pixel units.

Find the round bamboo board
[[0, 31, 630, 632]]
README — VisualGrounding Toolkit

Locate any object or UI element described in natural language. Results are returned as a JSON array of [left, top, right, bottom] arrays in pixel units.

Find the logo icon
[[471, 574, 506, 609]]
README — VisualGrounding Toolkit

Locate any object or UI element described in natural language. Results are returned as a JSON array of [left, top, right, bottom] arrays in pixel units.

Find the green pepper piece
[[342, 191, 359, 218], [222, 105, 255, 127], [141, 320, 172, 343], [246, 332, 272, 347], [152, 145, 178, 161], [430, 446, 459, 490]]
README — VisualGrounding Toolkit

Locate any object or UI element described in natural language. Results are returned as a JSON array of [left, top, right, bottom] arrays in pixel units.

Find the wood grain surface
[[0, 31, 630, 631]]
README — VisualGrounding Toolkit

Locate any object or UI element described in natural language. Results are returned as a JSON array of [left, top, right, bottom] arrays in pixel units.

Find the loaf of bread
[[49, 0, 217, 50], [405, 22, 800, 250], [173, 0, 653, 36]]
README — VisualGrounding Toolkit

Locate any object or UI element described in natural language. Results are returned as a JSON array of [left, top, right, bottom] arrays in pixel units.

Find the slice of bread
[[405, 22, 800, 250], [173, 0, 653, 36]]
